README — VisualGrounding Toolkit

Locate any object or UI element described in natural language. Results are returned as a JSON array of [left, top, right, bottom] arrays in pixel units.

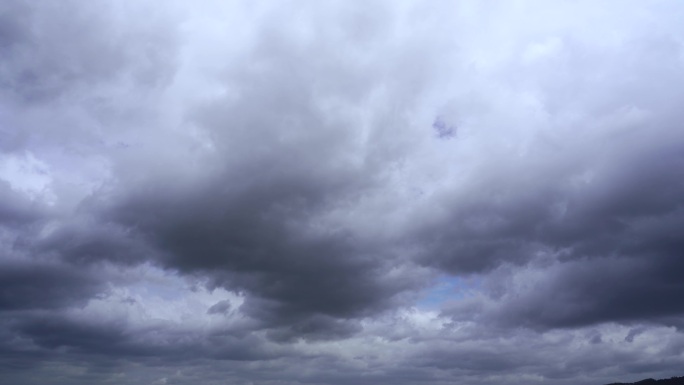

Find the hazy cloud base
[[1, 1, 684, 384]]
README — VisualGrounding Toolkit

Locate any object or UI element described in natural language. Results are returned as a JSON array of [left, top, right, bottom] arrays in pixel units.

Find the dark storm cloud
[[0, 0, 433, 353], [33, 218, 155, 266], [485, 252, 684, 330], [41, 0, 437, 341], [90, 154, 418, 340], [14, 315, 131, 355], [421, 135, 684, 269], [413, 42, 684, 329], [434, 127, 684, 329], [413, 38, 684, 273], [0, 261, 102, 311], [2, 311, 281, 366]]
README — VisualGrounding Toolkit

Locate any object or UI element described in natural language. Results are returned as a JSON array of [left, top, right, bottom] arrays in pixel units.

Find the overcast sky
[[2, 1, 684, 384]]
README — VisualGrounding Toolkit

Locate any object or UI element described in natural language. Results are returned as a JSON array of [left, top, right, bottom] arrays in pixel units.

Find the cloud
[[0, 180, 46, 225], [0, 261, 102, 311], [2, 1, 684, 384]]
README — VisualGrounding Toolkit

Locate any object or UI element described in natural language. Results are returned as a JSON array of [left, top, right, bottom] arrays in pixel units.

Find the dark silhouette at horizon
[[607, 376, 684, 385]]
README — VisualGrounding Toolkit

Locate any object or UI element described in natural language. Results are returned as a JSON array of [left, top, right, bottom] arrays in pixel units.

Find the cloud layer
[[2, 1, 684, 384]]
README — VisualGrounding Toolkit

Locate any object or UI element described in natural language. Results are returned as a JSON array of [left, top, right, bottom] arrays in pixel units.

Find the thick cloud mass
[[2, 1, 684, 384]]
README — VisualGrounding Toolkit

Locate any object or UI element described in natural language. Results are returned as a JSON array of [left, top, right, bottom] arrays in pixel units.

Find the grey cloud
[[0, 261, 103, 311], [415, 347, 531, 373], [207, 300, 231, 315], [14, 316, 131, 356], [415, 109, 684, 274], [0, 181, 46, 226], [431, 130, 684, 329], [625, 327, 647, 343], [3, 1, 684, 384], [5, 311, 282, 364], [53, 2, 439, 340], [33, 217, 154, 266], [0, 1, 177, 106], [485, 255, 684, 330], [92, 169, 418, 340]]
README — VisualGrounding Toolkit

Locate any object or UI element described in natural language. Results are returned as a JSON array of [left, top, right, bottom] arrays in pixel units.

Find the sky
[[1, 1, 684, 384]]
